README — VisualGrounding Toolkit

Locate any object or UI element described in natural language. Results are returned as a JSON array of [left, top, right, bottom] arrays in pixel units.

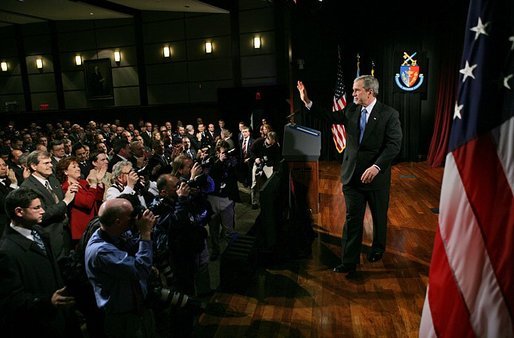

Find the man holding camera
[[207, 141, 240, 261], [85, 198, 157, 338], [106, 161, 148, 207]]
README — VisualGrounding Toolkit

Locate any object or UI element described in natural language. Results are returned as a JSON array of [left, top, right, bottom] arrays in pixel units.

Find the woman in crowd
[[56, 156, 105, 245]]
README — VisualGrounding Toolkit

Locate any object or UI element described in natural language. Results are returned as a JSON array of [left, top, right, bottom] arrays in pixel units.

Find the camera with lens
[[132, 203, 147, 218], [148, 281, 206, 315], [179, 176, 200, 189]]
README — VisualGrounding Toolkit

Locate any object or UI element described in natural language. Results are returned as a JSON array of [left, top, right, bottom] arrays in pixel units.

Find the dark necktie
[[242, 139, 248, 158], [31, 229, 47, 255], [45, 181, 59, 203], [359, 108, 368, 144]]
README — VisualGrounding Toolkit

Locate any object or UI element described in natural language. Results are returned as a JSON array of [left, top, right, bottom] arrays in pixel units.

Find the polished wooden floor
[[197, 161, 444, 337]]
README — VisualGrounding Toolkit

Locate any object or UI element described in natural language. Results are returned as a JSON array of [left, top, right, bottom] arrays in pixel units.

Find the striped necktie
[[31, 229, 47, 255], [45, 181, 59, 203]]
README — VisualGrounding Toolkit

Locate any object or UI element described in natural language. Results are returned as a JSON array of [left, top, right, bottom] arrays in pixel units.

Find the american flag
[[331, 46, 347, 153], [419, 0, 514, 337]]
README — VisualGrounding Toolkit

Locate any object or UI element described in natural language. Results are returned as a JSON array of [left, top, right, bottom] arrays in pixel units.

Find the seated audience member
[[56, 157, 104, 246], [0, 188, 81, 338], [85, 198, 157, 338]]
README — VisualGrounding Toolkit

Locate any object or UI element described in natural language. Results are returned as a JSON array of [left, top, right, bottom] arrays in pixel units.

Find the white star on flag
[[459, 61, 478, 82], [504, 74, 513, 90], [470, 17, 489, 40], [453, 102, 464, 119]]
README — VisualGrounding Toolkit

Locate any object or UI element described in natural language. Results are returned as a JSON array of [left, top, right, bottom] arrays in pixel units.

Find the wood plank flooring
[[197, 161, 444, 337]]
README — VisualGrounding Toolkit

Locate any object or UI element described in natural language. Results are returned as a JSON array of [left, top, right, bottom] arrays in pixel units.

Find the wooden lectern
[[282, 124, 321, 213]]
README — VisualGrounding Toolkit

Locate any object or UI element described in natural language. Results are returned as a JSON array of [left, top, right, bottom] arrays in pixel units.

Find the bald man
[[85, 198, 157, 338]]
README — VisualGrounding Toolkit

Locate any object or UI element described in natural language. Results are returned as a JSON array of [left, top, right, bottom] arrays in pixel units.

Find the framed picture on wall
[[84, 58, 113, 100]]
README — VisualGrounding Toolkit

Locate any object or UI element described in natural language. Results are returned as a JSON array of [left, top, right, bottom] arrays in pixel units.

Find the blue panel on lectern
[[282, 124, 321, 161]]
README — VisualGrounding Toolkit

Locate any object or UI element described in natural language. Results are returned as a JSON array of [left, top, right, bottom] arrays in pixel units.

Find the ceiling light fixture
[[1, 62, 7, 72], [75, 55, 82, 66], [36, 58, 43, 70]]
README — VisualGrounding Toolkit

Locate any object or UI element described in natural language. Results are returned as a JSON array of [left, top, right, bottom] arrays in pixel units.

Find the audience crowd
[[0, 116, 282, 338]]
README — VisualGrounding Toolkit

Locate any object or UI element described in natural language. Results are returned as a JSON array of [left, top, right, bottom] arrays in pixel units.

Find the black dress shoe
[[367, 251, 383, 263], [333, 264, 356, 273]]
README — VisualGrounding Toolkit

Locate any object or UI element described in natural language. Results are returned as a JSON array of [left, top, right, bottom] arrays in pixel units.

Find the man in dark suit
[[146, 140, 172, 181], [109, 138, 132, 172], [297, 75, 402, 275], [0, 188, 80, 338], [0, 158, 18, 236], [7, 148, 25, 185], [72, 142, 91, 179], [21, 150, 78, 259], [141, 121, 153, 148], [182, 137, 197, 160], [238, 126, 254, 188]]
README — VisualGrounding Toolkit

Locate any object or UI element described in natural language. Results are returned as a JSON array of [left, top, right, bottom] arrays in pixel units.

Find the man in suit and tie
[[141, 121, 153, 148], [297, 75, 402, 275], [0, 188, 80, 338], [72, 142, 91, 179], [50, 140, 66, 172], [182, 137, 197, 160], [146, 140, 172, 181], [109, 138, 132, 172], [21, 150, 78, 259], [7, 148, 25, 185], [238, 126, 254, 188]]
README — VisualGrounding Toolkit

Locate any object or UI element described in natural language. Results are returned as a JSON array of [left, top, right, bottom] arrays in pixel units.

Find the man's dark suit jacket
[[141, 131, 153, 148], [0, 226, 77, 338], [108, 153, 126, 172], [21, 175, 69, 259], [146, 153, 172, 181], [313, 101, 402, 190], [0, 181, 14, 236]]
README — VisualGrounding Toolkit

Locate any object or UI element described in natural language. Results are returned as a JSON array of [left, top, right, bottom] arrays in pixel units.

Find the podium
[[282, 124, 321, 213]]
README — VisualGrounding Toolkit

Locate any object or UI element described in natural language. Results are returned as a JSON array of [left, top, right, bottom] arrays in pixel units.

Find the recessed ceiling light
[[90, 12, 94, 16]]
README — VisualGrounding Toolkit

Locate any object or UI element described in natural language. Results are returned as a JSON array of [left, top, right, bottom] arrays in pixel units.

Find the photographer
[[106, 161, 147, 207], [152, 174, 210, 337], [84, 198, 157, 338], [207, 141, 240, 261], [250, 131, 281, 209]]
